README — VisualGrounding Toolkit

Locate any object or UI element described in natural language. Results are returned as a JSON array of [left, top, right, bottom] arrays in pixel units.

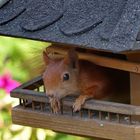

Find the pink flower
[[0, 72, 20, 94]]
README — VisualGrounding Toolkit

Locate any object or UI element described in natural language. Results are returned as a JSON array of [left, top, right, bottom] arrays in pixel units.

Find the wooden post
[[127, 52, 140, 121]]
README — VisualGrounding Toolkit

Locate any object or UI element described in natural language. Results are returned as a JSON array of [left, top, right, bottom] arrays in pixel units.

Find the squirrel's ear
[[43, 50, 50, 65], [64, 48, 79, 69]]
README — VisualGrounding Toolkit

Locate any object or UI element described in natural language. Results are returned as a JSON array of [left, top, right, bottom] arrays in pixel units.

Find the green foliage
[[0, 36, 49, 82], [0, 36, 90, 140]]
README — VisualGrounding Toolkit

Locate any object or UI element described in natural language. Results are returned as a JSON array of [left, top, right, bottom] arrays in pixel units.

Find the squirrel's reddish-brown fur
[[42, 48, 129, 113]]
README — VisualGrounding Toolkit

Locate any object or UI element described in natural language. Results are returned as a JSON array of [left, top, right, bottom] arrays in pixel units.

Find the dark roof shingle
[[0, 0, 140, 52]]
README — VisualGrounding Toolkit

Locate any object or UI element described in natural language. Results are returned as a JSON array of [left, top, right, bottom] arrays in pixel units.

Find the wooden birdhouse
[[1, 0, 140, 140]]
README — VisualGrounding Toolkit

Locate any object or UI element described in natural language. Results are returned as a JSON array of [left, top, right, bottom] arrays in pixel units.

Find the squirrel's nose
[[47, 90, 56, 98], [48, 94, 54, 98]]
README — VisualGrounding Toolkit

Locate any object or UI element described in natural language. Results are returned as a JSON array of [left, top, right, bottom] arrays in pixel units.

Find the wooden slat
[[64, 99, 140, 115], [15, 75, 43, 90], [126, 50, 140, 114], [47, 46, 140, 74], [11, 89, 48, 103], [127, 53, 140, 121], [12, 106, 139, 140], [134, 125, 140, 140], [11, 89, 140, 115]]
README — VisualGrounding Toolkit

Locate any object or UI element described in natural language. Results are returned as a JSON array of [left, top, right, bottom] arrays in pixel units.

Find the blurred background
[[0, 36, 89, 140]]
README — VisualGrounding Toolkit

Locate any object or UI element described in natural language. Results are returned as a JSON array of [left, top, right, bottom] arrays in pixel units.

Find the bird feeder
[[1, 0, 140, 140]]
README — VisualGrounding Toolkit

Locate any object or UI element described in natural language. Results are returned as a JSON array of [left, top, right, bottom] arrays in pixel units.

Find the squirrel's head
[[42, 48, 80, 100]]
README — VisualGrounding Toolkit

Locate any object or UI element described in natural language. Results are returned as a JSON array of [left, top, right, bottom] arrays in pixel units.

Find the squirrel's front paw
[[49, 98, 60, 114], [73, 95, 87, 112], [73, 98, 83, 112], [73, 101, 82, 112]]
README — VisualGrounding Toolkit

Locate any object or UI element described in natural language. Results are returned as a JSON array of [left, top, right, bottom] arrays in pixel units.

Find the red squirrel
[[42, 48, 129, 113]]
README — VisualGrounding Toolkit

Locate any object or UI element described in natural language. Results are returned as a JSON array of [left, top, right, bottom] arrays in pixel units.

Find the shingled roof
[[0, 0, 140, 52]]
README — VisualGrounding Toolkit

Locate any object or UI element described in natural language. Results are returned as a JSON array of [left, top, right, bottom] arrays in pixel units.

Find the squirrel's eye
[[63, 73, 69, 81]]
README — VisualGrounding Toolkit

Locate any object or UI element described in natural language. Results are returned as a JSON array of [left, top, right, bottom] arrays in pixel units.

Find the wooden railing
[[11, 77, 140, 125]]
